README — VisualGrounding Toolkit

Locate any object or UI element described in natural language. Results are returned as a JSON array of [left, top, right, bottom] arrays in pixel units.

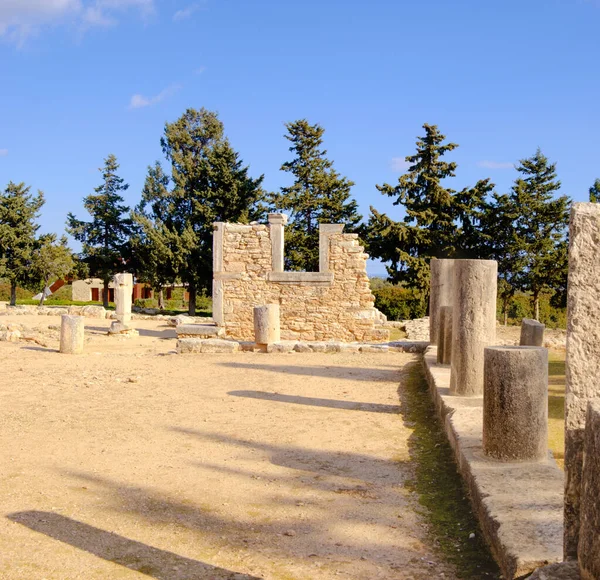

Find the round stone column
[[449, 259, 497, 396], [520, 318, 545, 347], [483, 346, 548, 461], [429, 259, 455, 345], [254, 304, 280, 345], [60, 315, 85, 354]]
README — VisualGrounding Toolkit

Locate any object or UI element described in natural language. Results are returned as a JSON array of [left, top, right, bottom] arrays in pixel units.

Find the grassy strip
[[400, 362, 500, 579], [548, 350, 566, 468]]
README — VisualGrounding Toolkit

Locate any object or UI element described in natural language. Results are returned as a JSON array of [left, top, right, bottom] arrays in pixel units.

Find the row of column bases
[[430, 259, 548, 462]]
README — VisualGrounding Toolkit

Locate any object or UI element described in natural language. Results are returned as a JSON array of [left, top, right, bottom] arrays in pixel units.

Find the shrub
[[134, 298, 158, 309], [370, 281, 427, 321]]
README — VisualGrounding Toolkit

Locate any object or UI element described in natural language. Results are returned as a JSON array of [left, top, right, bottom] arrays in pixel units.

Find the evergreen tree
[[67, 154, 132, 308], [510, 149, 570, 320], [160, 108, 266, 314], [31, 234, 74, 305], [589, 178, 600, 202], [0, 182, 44, 305], [131, 162, 180, 309], [270, 119, 361, 271], [367, 124, 490, 300]]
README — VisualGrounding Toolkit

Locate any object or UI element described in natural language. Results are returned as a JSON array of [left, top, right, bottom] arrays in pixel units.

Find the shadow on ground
[[8, 511, 260, 579]]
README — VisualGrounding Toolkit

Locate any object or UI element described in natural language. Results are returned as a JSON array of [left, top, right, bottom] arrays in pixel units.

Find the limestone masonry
[[212, 215, 389, 342]]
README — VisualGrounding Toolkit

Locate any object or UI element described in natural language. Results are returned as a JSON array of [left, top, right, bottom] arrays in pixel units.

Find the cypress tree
[[0, 182, 44, 305], [67, 154, 133, 308], [271, 119, 361, 271], [589, 178, 600, 202]]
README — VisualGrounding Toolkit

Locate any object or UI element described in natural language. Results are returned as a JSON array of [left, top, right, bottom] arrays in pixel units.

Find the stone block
[[176, 324, 224, 338], [483, 346, 548, 461], [177, 338, 240, 354], [520, 318, 545, 347], [60, 315, 84, 354]]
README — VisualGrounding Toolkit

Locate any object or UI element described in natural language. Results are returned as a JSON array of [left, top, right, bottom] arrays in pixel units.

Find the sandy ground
[[0, 314, 454, 580]]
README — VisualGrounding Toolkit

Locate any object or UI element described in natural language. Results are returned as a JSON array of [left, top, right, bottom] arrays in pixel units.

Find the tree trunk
[[503, 297, 509, 326], [103, 279, 110, 309], [10, 282, 16, 306], [534, 295, 540, 321], [188, 284, 196, 316], [158, 288, 165, 310]]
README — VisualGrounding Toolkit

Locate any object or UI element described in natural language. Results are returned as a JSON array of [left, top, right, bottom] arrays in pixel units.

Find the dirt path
[[0, 315, 454, 579]]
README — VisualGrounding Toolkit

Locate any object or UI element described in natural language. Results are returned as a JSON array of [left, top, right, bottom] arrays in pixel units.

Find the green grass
[[400, 362, 500, 579]]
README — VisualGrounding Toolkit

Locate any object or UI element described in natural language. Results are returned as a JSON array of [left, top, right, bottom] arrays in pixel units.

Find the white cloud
[[390, 157, 410, 172], [129, 84, 182, 109], [173, 3, 202, 22], [477, 160, 514, 170], [0, 149, 8, 157], [0, 0, 154, 45]]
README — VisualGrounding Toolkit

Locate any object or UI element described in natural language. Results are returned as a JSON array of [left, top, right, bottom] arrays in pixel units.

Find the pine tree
[[367, 124, 489, 299], [270, 119, 361, 271], [160, 108, 266, 314], [589, 178, 600, 202], [31, 234, 74, 305], [0, 182, 44, 305], [67, 154, 132, 308], [510, 149, 570, 320]]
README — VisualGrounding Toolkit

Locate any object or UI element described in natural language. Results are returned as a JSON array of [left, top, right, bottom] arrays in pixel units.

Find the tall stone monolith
[[429, 259, 455, 345], [449, 259, 497, 396], [520, 318, 545, 347], [60, 315, 84, 354], [483, 346, 548, 461], [564, 203, 600, 560], [578, 400, 600, 579], [254, 304, 280, 345]]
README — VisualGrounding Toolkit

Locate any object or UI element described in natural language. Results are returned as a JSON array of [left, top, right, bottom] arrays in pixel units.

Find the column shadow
[[8, 511, 260, 580]]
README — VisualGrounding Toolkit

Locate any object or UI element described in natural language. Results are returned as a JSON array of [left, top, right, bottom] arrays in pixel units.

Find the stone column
[[254, 304, 280, 345], [578, 400, 600, 579], [268, 214, 288, 273], [319, 224, 345, 273], [564, 203, 600, 559], [109, 273, 137, 336], [60, 315, 84, 354], [520, 318, 545, 347], [429, 259, 455, 345], [449, 259, 497, 396], [437, 305, 453, 365], [482, 346, 548, 461]]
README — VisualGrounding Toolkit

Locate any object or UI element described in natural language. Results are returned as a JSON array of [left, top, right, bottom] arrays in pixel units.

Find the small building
[[72, 278, 158, 303]]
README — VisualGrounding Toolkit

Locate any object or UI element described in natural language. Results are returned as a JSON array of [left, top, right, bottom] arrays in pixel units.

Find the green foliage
[[370, 278, 427, 320], [270, 119, 362, 271], [0, 182, 45, 304], [0, 282, 31, 302], [156, 107, 266, 314], [67, 154, 132, 307], [134, 298, 158, 309], [30, 234, 74, 304], [589, 178, 600, 203], [367, 124, 491, 300], [496, 292, 566, 329]]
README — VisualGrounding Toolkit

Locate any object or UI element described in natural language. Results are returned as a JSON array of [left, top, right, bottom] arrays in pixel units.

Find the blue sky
[[1, 0, 598, 276]]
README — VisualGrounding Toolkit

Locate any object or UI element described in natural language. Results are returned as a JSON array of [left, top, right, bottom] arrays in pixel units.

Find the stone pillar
[[482, 346, 548, 461], [564, 203, 600, 559], [449, 259, 497, 396], [319, 224, 345, 273], [60, 315, 84, 354], [109, 273, 137, 336], [437, 305, 453, 365], [429, 259, 455, 345], [254, 304, 280, 345], [578, 400, 600, 579], [268, 214, 288, 273], [520, 318, 545, 347]]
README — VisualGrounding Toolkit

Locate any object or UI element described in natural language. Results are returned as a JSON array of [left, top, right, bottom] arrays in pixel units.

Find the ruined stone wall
[[213, 217, 388, 342]]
